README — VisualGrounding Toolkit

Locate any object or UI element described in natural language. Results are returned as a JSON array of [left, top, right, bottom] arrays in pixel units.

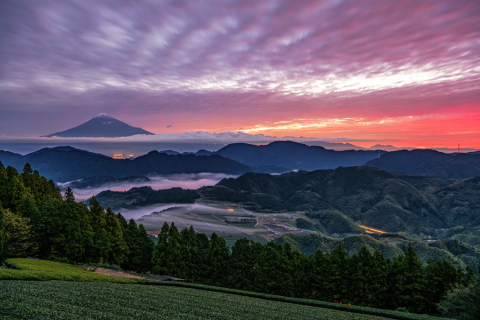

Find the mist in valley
[[60, 172, 237, 201]]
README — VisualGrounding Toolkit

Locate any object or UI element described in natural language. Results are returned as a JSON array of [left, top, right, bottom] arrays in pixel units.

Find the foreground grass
[[0, 259, 448, 319], [0, 281, 419, 320], [0, 258, 141, 283]]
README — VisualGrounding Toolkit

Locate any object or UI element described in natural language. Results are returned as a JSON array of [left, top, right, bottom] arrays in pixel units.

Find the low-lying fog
[[61, 173, 237, 201], [118, 202, 243, 221]]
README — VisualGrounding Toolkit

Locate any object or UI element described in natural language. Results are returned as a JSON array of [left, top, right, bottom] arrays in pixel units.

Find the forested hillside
[[96, 186, 200, 210], [215, 141, 383, 171], [200, 166, 480, 235], [366, 149, 480, 179]]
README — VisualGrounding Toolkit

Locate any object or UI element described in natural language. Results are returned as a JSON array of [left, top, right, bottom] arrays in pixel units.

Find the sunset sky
[[0, 0, 479, 149]]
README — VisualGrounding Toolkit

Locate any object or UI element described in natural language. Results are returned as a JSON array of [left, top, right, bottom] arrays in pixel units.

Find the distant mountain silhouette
[[0, 146, 251, 182], [42, 113, 154, 137], [158, 150, 181, 155], [214, 141, 384, 171], [0, 150, 23, 168], [365, 149, 480, 179]]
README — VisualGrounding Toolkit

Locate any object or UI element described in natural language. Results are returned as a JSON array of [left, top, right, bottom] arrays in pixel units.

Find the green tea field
[[0, 281, 434, 320]]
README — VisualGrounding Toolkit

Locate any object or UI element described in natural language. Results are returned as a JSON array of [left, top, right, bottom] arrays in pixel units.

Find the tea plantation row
[[0, 281, 427, 320]]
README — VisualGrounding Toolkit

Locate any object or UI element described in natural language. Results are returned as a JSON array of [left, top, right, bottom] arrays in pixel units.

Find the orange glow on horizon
[[139, 104, 480, 150]]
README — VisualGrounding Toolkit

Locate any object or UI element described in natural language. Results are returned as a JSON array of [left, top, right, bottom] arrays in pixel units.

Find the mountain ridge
[[366, 149, 480, 179], [0, 146, 251, 182], [42, 113, 154, 138]]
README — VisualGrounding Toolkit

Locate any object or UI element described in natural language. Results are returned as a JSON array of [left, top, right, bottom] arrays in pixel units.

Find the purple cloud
[[0, 0, 478, 143]]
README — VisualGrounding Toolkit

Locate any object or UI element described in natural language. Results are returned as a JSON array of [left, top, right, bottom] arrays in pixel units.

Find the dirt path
[[79, 265, 145, 279]]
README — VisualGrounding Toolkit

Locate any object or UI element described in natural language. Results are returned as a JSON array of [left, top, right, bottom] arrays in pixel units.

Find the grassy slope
[[0, 259, 447, 320], [0, 258, 141, 283]]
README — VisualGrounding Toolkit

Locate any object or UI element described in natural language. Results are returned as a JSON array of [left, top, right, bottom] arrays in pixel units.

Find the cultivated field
[[0, 259, 444, 320], [122, 199, 315, 245], [0, 281, 428, 320]]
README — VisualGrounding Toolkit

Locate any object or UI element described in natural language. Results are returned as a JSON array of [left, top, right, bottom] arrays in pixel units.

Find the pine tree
[[87, 197, 109, 263], [0, 205, 5, 263], [283, 242, 308, 297], [121, 219, 154, 272], [179, 226, 198, 280], [3, 167, 28, 212], [388, 245, 427, 313], [151, 222, 169, 275], [207, 232, 230, 286], [257, 242, 293, 296], [424, 260, 459, 314], [439, 277, 480, 320], [309, 248, 328, 300], [192, 232, 211, 283], [324, 243, 349, 303], [2, 209, 34, 257], [104, 207, 128, 265], [348, 247, 388, 307], [152, 222, 185, 276]]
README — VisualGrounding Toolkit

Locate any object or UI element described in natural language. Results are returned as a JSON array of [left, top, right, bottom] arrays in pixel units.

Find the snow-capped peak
[[93, 113, 113, 119]]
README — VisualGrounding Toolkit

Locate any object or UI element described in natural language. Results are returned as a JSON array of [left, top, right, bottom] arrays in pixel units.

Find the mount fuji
[[42, 113, 154, 138]]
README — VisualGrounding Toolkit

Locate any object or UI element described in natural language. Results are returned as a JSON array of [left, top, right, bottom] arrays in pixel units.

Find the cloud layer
[[0, 0, 479, 148], [61, 172, 236, 201]]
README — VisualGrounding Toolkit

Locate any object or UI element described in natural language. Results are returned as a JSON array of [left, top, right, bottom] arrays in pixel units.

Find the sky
[[0, 0, 479, 150]]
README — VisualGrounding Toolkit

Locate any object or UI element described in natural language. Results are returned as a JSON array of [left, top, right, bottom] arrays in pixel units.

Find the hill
[[200, 166, 480, 235], [366, 149, 480, 179], [276, 232, 480, 270], [42, 113, 154, 137], [0, 150, 22, 168], [215, 141, 384, 172], [96, 186, 200, 210], [0, 146, 252, 182]]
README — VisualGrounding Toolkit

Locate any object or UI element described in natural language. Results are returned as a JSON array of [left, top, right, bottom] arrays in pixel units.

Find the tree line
[[0, 162, 153, 272], [0, 161, 478, 317]]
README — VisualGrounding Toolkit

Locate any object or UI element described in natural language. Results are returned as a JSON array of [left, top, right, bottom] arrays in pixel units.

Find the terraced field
[[0, 281, 421, 320]]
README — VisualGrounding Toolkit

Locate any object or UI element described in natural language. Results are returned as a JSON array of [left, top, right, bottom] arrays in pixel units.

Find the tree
[[310, 248, 327, 300], [439, 277, 480, 320], [283, 242, 309, 298], [3, 209, 35, 257], [206, 232, 230, 286], [324, 243, 349, 303], [152, 222, 184, 276], [104, 207, 128, 265], [388, 245, 427, 313], [0, 205, 5, 263], [3, 167, 28, 211], [88, 197, 109, 263], [424, 260, 460, 314], [347, 247, 389, 308]]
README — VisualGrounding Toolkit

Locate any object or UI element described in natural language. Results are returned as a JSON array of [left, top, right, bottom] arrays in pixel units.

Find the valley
[[126, 200, 318, 246]]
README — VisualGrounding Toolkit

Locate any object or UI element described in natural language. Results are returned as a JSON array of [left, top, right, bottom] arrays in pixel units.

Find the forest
[[0, 161, 478, 317]]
